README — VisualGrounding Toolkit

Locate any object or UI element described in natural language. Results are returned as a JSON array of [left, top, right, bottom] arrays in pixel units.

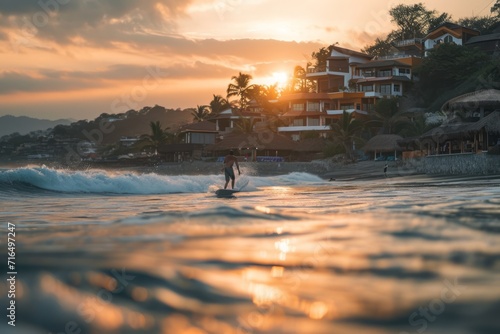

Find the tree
[[362, 37, 394, 58], [191, 105, 210, 122], [458, 16, 499, 34], [209, 95, 230, 115], [369, 97, 409, 135], [388, 3, 438, 40], [427, 12, 453, 32], [492, 0, 500, 17], [226, 72, 258, 110], [311, 44, 336, 70], [329, 111, 364, 161], [235, 117, 257, 134], [414, 43, 490, 105], [141, 121, 168, 155]]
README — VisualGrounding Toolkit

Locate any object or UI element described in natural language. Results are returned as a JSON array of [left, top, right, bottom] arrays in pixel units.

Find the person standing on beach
[[384, 163, 388, 177], [222, 150, 241, 189]]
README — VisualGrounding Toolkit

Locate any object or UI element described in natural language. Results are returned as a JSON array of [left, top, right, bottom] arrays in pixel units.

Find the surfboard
[[215, 189, 239, 197], [215, 179, 249, 198]]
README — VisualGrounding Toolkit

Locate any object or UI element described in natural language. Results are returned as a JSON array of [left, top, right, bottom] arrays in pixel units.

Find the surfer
[[221, 150, 241, 189]]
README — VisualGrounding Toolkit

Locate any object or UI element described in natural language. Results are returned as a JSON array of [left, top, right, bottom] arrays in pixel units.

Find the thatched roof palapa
[[442, 89, 500, 111], [419, 111, 500, 141], [363, 134, 403, 152]]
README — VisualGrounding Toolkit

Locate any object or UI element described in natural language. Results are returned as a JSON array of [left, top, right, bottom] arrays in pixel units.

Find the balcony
[[278, 125, 330, 132], [394, 38, 423, 47], [307, 66, 326, 73]]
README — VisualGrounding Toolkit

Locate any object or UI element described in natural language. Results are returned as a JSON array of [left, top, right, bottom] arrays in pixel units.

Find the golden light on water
[[308, 301, 328, 320], [271, 266, 285, 278]]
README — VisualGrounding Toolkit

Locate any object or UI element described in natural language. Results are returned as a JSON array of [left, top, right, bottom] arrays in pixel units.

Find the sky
[[0, 0, 496, 120]]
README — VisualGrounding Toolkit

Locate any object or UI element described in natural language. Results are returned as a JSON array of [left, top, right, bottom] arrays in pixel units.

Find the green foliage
[[458, 16, 499, 34], [329, 111, 365, 161], [368, 97, 410, 135], [209, 95, 230, 115], [226, 72, 258, 110], [362, 38, 393, 58], [388, 3, 440, 40], [235, 117, 257, 134], [323, 143, 344, 158], [311, 44, 335, 69], [414, 44, 491, 105], [191, 105, 210, 122], [492, 0, 500, 17]]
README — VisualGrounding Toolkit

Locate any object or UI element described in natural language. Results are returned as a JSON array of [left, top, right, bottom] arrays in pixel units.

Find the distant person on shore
[[384, 163, 388, 177], [221, 150, 241, 189]]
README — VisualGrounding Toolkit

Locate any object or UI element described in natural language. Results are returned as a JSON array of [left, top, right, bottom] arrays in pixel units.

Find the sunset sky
[[0, 0, 495, 120]]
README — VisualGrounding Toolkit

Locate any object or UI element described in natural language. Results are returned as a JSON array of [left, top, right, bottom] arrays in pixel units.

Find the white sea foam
[[0, 166, 324, 194]]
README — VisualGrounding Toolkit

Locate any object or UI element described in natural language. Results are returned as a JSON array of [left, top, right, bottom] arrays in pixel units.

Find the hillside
[[0, 115, 74, 137], [47, 105, 194, 145]]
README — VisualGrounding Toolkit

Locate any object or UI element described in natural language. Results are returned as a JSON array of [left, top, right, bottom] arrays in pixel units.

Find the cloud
[[0, 0, 197, 46], [0, 70, 105, 94]]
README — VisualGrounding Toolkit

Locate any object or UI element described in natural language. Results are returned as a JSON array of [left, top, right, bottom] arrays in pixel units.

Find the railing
[[394, 38, 423, 47], [307, 66, 327, 73]]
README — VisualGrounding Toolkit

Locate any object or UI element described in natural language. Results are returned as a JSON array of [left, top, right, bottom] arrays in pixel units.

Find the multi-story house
[[354, 55, 421, 99], [278, 46, 423, 140], [424, 22, 480, 56]]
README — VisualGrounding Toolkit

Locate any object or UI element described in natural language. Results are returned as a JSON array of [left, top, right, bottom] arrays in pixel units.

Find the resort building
[[278, 46, 422, 140], [354, 55, 421, 98], [424, 22, 480, 56]]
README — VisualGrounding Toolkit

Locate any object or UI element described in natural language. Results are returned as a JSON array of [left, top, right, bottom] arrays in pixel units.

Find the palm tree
[[330, 111, 365, 161], [226, 72, 258, 110], [191, 105, 210, 122], [209, 95, 230, 115], [141, 121, 168, 155], [235, 117, 257, 134], [369, 97, 409, 135]]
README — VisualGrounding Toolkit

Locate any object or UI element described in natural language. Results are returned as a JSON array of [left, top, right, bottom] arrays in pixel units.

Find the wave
[[0, 166, 323, 195]]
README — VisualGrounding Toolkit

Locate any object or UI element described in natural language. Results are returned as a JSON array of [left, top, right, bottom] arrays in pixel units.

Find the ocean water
[[0, 165, 499, 334]]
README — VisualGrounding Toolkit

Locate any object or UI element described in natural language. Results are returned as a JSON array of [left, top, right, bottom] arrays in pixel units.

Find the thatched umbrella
[[363, 134, 403, 159]]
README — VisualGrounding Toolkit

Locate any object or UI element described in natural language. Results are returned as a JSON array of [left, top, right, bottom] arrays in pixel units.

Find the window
[[307, 102, 320, 112], [292, 103, 304, 111], [378, 69, 391, 77], [380, 84, 391, 95], [394, 84, 401, 93], [293, 118, 304, 126], [307, 118, 320, 126], [399, 68, 410, 75], [341, 104, 354, 111], [361, 85, 373, 92], [444, 35, 453, 43]]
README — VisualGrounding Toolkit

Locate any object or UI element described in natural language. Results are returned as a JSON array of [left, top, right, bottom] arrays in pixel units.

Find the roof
[[357, 59, 409, 69], [179, 121, 217, 133], [363, 134, 404, 152], [466, 33, 500, 44], [419, 111, 500, 140], [426, 22, 480, 39], [356, 76, 411, 84], [280, 92, 331, 101], [442, 89, 500, 111], [330, 45, 372, 59], [205, 132, 297, 151]]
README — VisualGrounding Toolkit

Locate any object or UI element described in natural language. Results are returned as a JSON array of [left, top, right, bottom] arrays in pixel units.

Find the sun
[[271, 71, 289, 89]]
